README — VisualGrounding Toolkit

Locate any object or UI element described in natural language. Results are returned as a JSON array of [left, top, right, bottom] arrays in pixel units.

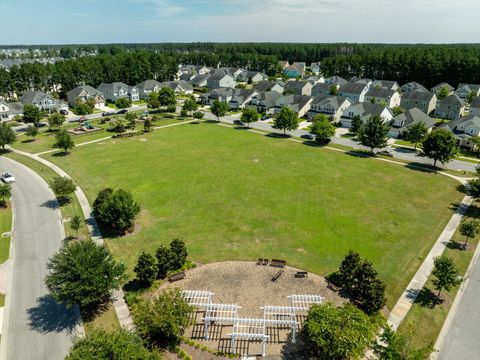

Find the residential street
[[437, 251, 480, 359], [202, 111, 478, 173], [0, 157, 78, 360]]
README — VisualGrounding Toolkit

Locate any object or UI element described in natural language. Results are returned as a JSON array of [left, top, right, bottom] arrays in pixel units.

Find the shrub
[[115, 97, 132, 109], [134, 252, 157, 286]]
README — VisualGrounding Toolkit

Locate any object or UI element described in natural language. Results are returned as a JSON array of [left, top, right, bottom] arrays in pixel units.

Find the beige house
[[400, 91, 437, 115], [307, 95, 352, 122]]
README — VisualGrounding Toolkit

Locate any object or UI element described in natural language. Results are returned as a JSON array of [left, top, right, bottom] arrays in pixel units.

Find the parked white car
[[1, 172, 15, 184]]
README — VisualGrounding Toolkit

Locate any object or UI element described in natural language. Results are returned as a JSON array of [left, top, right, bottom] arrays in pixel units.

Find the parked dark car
[[35, 121, 47, 128], [301, 133, 316, 140], [59, 109, 69, 115], [117, 109, 128, 114], [233, 120, 245, 126], [261, 115, 269, 120], [102, 111, 115, 117]]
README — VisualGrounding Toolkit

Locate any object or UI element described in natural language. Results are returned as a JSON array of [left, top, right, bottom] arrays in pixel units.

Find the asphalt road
[[437, 252, 480, 359], [202, 111, 478, 173], [0, 157, 78, 360]]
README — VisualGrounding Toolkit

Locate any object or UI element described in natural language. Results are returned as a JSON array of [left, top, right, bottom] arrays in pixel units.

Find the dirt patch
[[159, 261, 346, 357]]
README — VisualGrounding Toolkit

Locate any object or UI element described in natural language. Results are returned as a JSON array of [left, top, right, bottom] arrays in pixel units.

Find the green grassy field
[[41, 122, 463, 308], [0, 202, 12, 264], [13, 117, 181, 154]]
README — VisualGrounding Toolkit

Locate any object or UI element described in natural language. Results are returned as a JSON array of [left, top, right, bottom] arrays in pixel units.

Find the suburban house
[[293, 62, 306, 72], [190, 74, 211, 88], [160, 81, 194, 94], [303, 75, 325, 85], [400, 91, 437, 115], [434, 94, 466, 120], [66, 85, 106, 108], [431, 82, 454, 96], [312, 83, 336, 97], [350, 77, 373, 89], [0, 98, 24, 121], [178, 65, 210, 77], [248, 91, 283, 114], [253, 80, 284, 94], [278, 61, 290, 69], [224, 67, 244, 79], [338, 82, 369, 103], [364, 88, 401, 108], [237, 71, 268, 84], [200, 88, 234, 105], [307, 95, 352, 122], [388, 107, 435, 138], [371, 80, 399, 91], [310, 62, 321, 75], [97, 82, 139, 102], [401, 82, 429, 93], [324, 76, 348, 86], [440, 115, 480, 150], [455, 84, 480, 100], [341, 102, 393, 128], [284, 64, 304, 78], [135, 80, 162, 99], [20, 90, 68, 112], [470, 97, 480, 117], [273, 95, 313, 118], [229, 89, 259, 110], [207, 73, 236, 89], [283, 81, 313, 96]]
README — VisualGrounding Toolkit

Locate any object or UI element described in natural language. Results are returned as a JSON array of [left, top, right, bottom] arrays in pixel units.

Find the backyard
[[39, 122, 463, 308]]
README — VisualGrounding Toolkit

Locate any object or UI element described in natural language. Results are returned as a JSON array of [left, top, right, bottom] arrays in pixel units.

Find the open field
[[13, 116, 181, 154], [40, 122, 463, 308]]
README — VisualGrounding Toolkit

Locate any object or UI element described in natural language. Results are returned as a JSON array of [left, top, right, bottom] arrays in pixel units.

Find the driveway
[[202, 112, 478, 173], [0, 156, 79, 360]]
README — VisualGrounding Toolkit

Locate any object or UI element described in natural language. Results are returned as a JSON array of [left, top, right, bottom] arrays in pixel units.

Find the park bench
[[270, 259, 287, 268], [168, 270, 186, 282], [257, 258, 269, 266], [271, 269, 284, 282], [294, 271, 308, 278]]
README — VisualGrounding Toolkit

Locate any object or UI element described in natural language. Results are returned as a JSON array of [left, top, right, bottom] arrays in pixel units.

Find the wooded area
[[2, 43, 480, 97]]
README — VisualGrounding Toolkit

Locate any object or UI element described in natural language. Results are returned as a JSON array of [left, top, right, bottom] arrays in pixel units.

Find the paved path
[[434, 229, 480, 359], [387, 194, 474, 330], [10, 148, 135, 331], [0, 156, 80, 360]]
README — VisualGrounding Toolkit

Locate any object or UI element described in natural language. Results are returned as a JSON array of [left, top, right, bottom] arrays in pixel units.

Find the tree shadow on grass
[[344, 150, 372, 159], [447, 240, 466, 251], [21, 139, 35, 144], [0, 149, 12, 155], [27, 295, 79, 334], [265, 132, 290, 139], [413, 287, 443, 309], [51, 151, 70, 157], [405, 162, 438, 174]]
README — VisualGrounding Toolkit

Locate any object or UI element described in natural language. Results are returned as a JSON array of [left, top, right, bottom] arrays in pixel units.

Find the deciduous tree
[[25, 124, 39, 141], [50, 176, 76, 203], [405, 121, 428, 150], [0, 184, 11, 208], [115, 97, 132, 109], [48, 112, 65, 130], [134, 289, 193, 351], [358, 115, 389, 153], [134, 252, 157, 286], [421, 129, 458, 167], [310, 114, 335, 144], [23, 104, 42, 124], [210, 100, 229, 123], [45, 240, 126, 309], [0, 122, 16, 149], [272, 107, 298, 135], [69, 215, 82, 239], [432, 256, 461, 298], [459, 219, 480, 248], [304, 303, 375, 360], [240, 107, 259, 128], [55, 129, 75, 153], [94, 188, 140, 233]]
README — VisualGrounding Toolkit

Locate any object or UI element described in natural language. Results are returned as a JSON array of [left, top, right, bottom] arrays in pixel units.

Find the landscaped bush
[[49, 176, 76, 204]]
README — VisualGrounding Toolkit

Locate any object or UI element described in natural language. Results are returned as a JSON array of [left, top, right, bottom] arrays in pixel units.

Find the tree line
[[4, 43, 480, 99]]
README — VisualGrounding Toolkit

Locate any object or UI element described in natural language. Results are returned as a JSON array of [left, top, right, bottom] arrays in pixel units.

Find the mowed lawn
[[42, 123, 463, 307]]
